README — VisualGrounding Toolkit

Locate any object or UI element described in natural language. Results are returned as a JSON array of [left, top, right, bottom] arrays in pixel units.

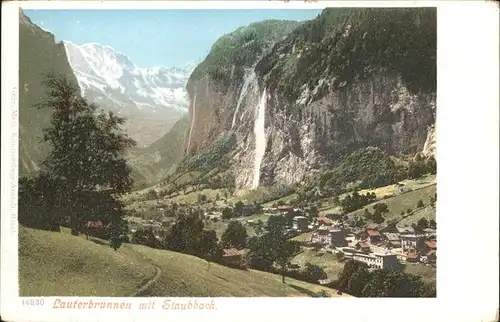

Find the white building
[[352, 252, 399, 270], [311, 225, 347, 247], [293, 216, 309, 232], [341, 247, 399, 270]]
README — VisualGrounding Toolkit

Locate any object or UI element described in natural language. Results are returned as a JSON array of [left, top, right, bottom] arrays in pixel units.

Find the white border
[[2, 1, 499, 322]]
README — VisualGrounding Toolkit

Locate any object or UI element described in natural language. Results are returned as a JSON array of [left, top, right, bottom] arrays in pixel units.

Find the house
[[365, 223, 378, 230], [384, 233, 401, 248], [277, 205, 293, 213], [293, 216, 309, 232], [345, 233, 357, 247], [418, 240, 437, 263], [311, 226, 330, 245], [423, 240, 437, 251], [83, 220, 109, 239], [242, 205, 257, 216], [329, 226, 348, 247], [355, 241, 371, 253], [364, 229, 382, 244], [311, 225, 347, 247], [222, 248, 245, 268], [397, 226, 415, 234], [406, 252, 420, 263], [400, 233, 427, 253], [317, 217, 333, 226], [420, 250, 437, 264], [423, 228, 437, 238]]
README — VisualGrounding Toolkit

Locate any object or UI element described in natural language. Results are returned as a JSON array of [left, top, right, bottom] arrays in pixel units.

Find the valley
[[18, 7, 437, 298]]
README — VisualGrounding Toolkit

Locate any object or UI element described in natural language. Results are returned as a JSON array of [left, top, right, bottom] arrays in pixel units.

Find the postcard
[[1, 1, 498, 322]]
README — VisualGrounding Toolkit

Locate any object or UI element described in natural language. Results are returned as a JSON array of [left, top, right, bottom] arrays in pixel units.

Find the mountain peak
[[63, 40, 193, 112]]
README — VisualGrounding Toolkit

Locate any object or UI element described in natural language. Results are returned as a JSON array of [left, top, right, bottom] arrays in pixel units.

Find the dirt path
[[86, 236, 163, 297], [129, 264, 162, 297]]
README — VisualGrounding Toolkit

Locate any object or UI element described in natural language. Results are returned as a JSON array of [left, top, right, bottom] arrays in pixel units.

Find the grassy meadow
[[19, 226, 350, 298]]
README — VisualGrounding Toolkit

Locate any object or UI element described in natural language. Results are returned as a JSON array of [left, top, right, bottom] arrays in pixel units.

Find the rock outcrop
[[184, 8, 437, 189]]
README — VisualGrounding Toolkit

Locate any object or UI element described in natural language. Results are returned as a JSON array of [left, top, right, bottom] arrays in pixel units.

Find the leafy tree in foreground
[[19, 173, 64, 231], [34, 74, 135, 249], [201, 229, 222, 270], [221, 221, 248, 249]]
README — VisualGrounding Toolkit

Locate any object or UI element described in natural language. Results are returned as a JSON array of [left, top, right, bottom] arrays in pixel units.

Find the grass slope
[[347, 184, 436, 225], [291, 250, 345, 280], [19, 226, 157, 296], [19, 226, 350, 297], [131, 245, 349, 297]]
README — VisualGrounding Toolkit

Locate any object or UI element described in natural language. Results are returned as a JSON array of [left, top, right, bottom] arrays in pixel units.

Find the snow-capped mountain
[[63, 41, 196, 146]]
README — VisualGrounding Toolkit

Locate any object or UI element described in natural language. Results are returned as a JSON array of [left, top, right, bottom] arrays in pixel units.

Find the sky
[[24, 9, 321, 68]]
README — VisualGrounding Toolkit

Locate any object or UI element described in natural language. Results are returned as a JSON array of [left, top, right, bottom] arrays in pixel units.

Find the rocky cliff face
[[19, 10, 81, 176], [184, 8, 437, 190]]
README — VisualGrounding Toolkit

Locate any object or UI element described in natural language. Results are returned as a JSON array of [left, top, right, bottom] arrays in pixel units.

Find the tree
[[267, 215, 287, 233], [285, 211, 298, 226], [348, 266, 371, 297], [163, 213, 204, 255], [309, 206, 319, 218], [201, 230, 222, 270], [18, 173, 64, 231], [132, 229, 161, 249], [276, 239, 300, 283], [372, 210, 385, 224], [304, 263, 327, 282], [406, 209, 412, 215], [36, 73, 135, 241], [417, 199, 424, 208], [109, 218, 128, 251], [429, 219, 437, 229], [221, 221, 248, 249], [197, 194, 207, 204], [234, 201, 245, 216], [337, 259, 368, 291], [222, 207, 233, 220], [372, 203, 389, 214], [363, 209, 372, 220], [146, 189, 158, 200], [425, 156, 437, 174], [417, 217, 429, 230]]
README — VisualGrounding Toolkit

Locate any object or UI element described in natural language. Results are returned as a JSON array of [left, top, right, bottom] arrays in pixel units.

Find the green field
[[397, 204, 436, 227], [19, 226, 351, 297], [204, 214, 269, 239], [317, 175, 436, 218], [292, 232, 313, 242], [347, 184, 437, 225], [403, 262, 436, 284], [291, 250, 345, 280]]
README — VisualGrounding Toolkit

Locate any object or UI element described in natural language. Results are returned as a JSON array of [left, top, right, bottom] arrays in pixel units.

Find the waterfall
[[231, 69, 257, 129], [186, 93, 197, 153], [252, 88, 267, 189]]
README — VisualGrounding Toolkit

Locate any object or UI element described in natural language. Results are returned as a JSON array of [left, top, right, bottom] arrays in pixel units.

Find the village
[[122, 201, 437, 274]]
